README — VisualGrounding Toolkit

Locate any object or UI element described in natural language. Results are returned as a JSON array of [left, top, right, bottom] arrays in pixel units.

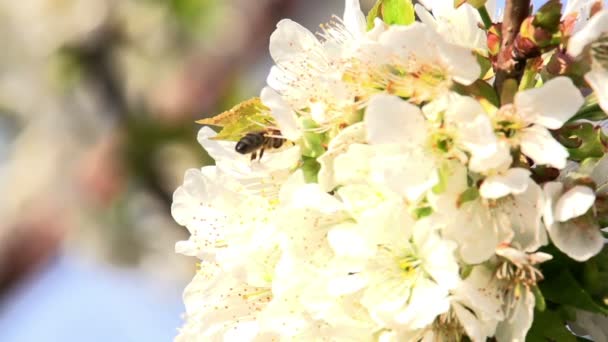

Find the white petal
[[568, 10, 608, 56], [394, 278, 450, 329], [542, 181, 563, 227], [480, 168, 531, 199], [414, 222, 459, 290], [364, 94, 427, 146], [333, 143, 375, 185], [498, 180, 547, 253], [469, 140, 513, 174], [317, 122, 366, 192], [414, 4, 438, 31], [441, 201, 499, 264], [269, 19, 321, 63], [555, 185, 596, 222], [284, 183, 344, 214], [437, 41, 481, 85], [544, 183, 603, 261], [520, 125, 569, 169], [570, 310, 608, 342], [459, 115, 498, 158], [260, 87, 301, 140], [585, 69, 608, 113], [343, 0, 366, 38], [495, 291, 535, 342], [379, 23, 438, 63], [328, 223, 375, 258], [197, 126, 237, 161], [371, 150, 438, 202], [547, 213, 604, 262], [515, 77, 584, 129]]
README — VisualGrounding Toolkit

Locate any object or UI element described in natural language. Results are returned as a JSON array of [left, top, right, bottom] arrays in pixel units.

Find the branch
[[494, 0, 531, 97]]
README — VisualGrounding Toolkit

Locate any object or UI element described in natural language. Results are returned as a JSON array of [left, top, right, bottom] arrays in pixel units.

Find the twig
[[494, 0, 531, 95]]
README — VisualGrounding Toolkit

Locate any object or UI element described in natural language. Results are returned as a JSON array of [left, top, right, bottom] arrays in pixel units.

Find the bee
[[235, 129, 285, 161]]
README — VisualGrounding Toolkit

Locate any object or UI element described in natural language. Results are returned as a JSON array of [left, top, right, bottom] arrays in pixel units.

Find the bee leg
[[251, 151, 257, 161], [259, 148, 265, 161]]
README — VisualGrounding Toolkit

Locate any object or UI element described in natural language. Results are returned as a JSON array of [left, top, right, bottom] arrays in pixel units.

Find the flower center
[[430, 131, 455, 154], [397, 253, 421, 278], [494, 104, 526, 138]]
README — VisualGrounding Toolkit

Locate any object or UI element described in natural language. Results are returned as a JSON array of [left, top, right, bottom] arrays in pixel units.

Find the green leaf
[[540, 269, 608, 315], [454, 0, 487, 9], [582, 246, 608, 302], [453, 79, 500, 107], [413, 206, 433, 219], [197, 98, 274, 142], [456, 187, 480, 208], [533, 0, 563, 33], [556, 122, 607, 161], [302, 157, 321, 183], [366, 0, 383, 30], [367, 0, 415, 27], [532, 285, 546, 311], [382, 0, 415, 26], [432, 165, 449, 194], [569, 102, 607, 123], [526, 308, 577, 342]]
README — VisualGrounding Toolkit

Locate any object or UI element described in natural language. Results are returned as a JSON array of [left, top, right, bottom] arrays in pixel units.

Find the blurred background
[[0, 0, 569, 341]]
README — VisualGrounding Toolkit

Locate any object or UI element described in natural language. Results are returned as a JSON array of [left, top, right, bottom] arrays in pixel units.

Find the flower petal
[[379, 23, 437, 63], [585, 69, 608, 114], [544, 182, 604, 261], [437, 40, 481, 85], [328, 222, 375, 258], [364, 94, 427, 146], [480, 168, 531, 199], [520, 125, 569, 169], [515, 77, 584, 129], [318, 122, 366, 192], [568, 10, 608, 56], [260, 87, 301, 140], [555, 185, 596, 222], [468, 140, 513, 174], [495, 291, 535, 342], [394, 278, 450, 329], [343, 0, 366, 38], [498, 180, 547, 253], [371, 149, 438, 202], [269, 19, 321, 63]]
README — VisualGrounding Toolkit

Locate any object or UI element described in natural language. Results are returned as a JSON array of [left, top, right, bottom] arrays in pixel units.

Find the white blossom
[[543, 182, 603, 261]]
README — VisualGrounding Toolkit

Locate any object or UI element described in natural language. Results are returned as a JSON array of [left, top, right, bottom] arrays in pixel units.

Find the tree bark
[[494, 0, 531, 95]]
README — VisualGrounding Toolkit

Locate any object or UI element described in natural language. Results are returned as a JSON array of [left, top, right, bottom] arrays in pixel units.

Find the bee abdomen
[[235, 132, 265, 154]]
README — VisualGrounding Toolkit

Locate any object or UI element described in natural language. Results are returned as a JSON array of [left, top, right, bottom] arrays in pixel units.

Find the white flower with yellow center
[[354, 218, 460, 331], [492, 76, 584, 169], [362, 93, 509, 202], [429, 163, 547, 264], [568, 10, 608, 113], [349, 22, 481, 104], [264, 0, 376, 126]]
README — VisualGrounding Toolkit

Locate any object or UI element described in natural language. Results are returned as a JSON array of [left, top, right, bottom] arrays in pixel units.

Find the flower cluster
[[172, 0, 608, 341]]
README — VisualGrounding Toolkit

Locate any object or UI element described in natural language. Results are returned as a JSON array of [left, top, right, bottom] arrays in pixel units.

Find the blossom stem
[[477, 6, 493, 30], [518, 59, 537, 90]]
